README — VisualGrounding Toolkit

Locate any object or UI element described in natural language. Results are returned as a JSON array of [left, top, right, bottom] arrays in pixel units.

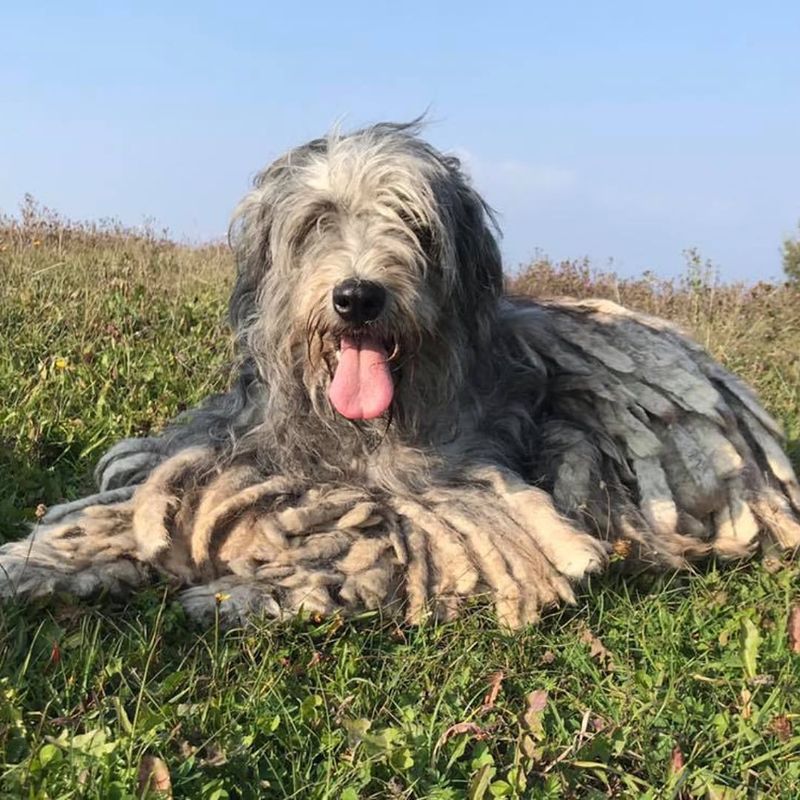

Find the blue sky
[[2, 1, 799, 280]]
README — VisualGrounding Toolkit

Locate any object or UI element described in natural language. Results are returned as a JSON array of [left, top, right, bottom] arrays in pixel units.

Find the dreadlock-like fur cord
[[2, 122, 799, 628], [0, 454, 600, 627]]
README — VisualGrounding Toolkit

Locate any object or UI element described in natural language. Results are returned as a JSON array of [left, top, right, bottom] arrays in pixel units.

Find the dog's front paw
[[178, 579, 283, 625], [545, 533, 610, 580]]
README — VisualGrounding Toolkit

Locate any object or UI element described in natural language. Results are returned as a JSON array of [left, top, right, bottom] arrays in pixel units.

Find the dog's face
[[230, 123, 503, 427]]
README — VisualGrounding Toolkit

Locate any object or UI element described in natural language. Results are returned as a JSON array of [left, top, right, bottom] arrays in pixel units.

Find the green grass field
[[1, 203, 799, 798]]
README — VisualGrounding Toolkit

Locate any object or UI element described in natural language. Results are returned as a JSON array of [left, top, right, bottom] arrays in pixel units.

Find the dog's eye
[[294, 205, 337, 248], [307, 215, 335, 238], [396, 211, 433, 254], [414, 224, 433, 255]]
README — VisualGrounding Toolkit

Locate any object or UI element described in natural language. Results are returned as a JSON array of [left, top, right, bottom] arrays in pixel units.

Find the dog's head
[[229, 122, 503, 429]]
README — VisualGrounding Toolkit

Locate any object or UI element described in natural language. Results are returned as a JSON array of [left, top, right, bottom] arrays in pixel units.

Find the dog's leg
[[178, 577, 283, 625], [178, 572, 346, 627], [395, 489, 583, 628], [468, 466, 610, 580], [41, 486, 138, 525], [93, 437, 168, 492], [181, 483, 397, 626], [0, 503, 150, 600]]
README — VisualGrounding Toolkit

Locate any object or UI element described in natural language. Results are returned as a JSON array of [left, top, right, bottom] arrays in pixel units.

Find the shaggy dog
[[2, 122, 799, 627]]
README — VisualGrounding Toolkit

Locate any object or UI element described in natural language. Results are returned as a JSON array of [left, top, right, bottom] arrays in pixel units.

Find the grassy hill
[[1, 203, 799, 798]]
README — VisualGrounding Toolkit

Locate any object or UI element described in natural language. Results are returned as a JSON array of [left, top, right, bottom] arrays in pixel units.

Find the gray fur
[[2, 122, 799, 626]]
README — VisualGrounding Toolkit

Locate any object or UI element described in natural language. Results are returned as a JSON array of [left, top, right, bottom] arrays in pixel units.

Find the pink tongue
[[329, 335, 394, 420]]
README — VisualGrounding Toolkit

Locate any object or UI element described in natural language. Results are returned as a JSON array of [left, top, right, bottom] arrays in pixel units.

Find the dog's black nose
[[332, 279, 386, 325]]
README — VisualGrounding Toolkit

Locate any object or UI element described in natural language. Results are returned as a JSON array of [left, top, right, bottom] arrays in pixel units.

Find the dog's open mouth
[[329, 333, 394, 420]]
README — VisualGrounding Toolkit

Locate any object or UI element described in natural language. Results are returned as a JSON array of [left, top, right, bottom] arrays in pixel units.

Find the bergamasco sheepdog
[[2, 121, 798, 628]]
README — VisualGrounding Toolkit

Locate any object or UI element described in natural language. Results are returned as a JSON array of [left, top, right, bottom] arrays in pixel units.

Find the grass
[[1, 201, 799, 798]]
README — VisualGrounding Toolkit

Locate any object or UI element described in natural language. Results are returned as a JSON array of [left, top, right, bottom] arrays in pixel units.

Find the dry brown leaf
[[770, 715, 793, 742], [669, 744, 685, 775], [611, 538, 632, 559], [202, 742, 228, 767], [137, 755, 172, 798], [521, 689, 548, 740], [577, 623, 615, 670], [591, 715, 607, 732], [788, 605, 800, 654], [739, 688, 753, 720], [479, 670, 504, 714], [519, 733, 541, 761], [435, 722, 489, 750], [306, 651, 323, 668], [539, 650, 556, 665], [526, 690, 548, 714]]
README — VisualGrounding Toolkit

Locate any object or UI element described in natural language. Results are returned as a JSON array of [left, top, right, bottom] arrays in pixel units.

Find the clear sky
[[2, 1, 799, 280]]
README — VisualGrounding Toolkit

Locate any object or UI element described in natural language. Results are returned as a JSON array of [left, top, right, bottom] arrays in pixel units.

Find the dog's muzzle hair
[[2, 121, 800, 627]]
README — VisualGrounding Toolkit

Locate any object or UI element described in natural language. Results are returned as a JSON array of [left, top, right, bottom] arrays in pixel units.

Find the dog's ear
[[442, 158, 504, 319], [227, 165, 283, 334]]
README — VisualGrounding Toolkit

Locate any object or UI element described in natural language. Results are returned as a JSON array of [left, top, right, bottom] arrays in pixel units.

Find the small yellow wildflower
[[214, 592, 231, 604], [54, 357, 68, 369]]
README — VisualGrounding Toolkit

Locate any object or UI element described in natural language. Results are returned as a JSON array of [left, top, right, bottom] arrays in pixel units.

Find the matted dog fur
[[2, 122, 799, 627]]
